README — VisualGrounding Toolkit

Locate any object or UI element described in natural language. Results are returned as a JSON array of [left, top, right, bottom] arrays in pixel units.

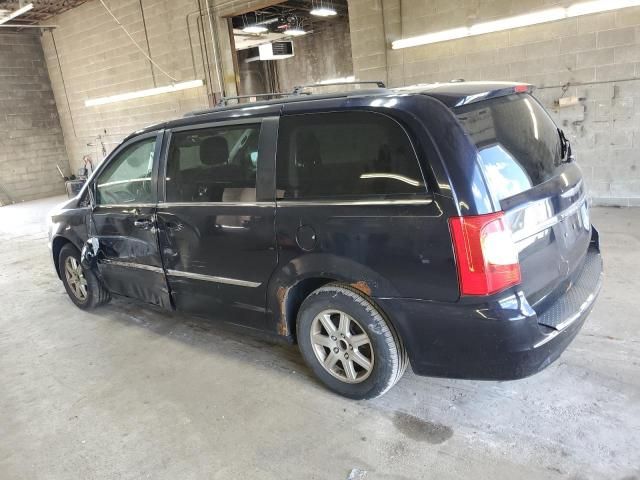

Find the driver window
[[96, 137, 156, 205], [165, 124, 260, 203]]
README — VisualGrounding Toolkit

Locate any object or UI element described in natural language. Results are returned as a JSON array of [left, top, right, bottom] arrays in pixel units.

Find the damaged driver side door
[[89, 131, 171, 308]]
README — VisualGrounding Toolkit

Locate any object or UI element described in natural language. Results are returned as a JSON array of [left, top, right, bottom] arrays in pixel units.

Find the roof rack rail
[[214, 92, 304, 108], [291, 81, 386, 95]]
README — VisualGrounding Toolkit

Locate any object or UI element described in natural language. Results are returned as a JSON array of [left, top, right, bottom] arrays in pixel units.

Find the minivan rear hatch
[[455, 93, 593, 318]]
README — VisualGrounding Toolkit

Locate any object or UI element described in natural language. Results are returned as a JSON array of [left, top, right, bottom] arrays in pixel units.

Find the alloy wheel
[[64, 256, 88, 301], [310, 309, 374, 383]]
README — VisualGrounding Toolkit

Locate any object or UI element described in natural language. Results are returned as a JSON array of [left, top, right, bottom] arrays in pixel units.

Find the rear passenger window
[[165, 124, 261, 203], [276, 111, 425, 200]]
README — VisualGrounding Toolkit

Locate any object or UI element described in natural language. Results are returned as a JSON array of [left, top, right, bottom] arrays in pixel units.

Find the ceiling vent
[[245, 41, 295, 62]]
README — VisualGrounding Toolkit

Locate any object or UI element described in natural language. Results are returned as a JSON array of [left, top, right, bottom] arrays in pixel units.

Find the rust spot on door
[[350, 281, 372, 296]]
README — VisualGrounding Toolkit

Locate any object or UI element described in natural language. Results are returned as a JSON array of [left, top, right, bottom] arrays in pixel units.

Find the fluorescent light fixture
[[567, 0, 639, 16], [242, 25, 268, 34], [85, 80, 203, 107], [284, 27, 307, 36], [393, 27, 469, 49], [469, 8, 565, 35], [392, 0, 640, 49], [0, 2, 33, 25], [310, 7, 337, 17], [319, 75, 355, 84]]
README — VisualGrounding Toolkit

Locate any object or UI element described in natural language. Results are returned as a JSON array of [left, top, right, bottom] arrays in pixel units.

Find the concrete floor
[[1, 196, 638, 480]]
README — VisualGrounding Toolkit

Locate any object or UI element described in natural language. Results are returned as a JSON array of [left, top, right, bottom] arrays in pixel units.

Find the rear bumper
[[376, 246, 603, 380]]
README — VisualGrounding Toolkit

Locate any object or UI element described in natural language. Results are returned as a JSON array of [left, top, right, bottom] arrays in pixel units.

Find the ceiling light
[[0, 2, 33, 25], [242, 24, 268, 34], [85, 80, 203, 107], [310, 7, 337, 17], [284, 27, 307, 36], [392, 0, 640, 49]]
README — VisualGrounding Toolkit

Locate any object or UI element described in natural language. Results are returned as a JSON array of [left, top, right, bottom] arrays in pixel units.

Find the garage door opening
[[228, 0, 353, 98]]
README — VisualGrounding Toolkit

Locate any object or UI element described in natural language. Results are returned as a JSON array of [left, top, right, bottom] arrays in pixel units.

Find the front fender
[[49, 206, 90, 277]]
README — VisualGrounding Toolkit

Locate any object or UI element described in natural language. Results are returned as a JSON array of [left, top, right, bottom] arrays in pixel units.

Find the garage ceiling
[[0, 0, 88, 25]]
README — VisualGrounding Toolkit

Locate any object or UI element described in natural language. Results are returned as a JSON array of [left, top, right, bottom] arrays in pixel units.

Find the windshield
[[455, 93, 563, 201]]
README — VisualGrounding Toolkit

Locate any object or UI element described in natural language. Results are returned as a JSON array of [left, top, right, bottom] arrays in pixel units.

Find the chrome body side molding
[[166, 269, 262, 288], [276, 198, 434, 207], [101, 259, 164, 274]]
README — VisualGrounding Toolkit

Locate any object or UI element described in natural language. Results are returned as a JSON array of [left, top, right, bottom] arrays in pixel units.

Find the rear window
[[455, 94, 563, 201], [276, 111, 425, 200]]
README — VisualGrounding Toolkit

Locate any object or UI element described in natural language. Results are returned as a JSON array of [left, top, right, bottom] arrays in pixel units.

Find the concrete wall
[[42, 0, 638, 204], [237, 49, 270, 95], [348, 0, 640, 206], [236, 16, 353, 95], [40, 0, 355, 174], [41, 0, 213, 173], [0, 33, 69, 204], [39, 0, 300, 173], [275, 16, 353, 92]]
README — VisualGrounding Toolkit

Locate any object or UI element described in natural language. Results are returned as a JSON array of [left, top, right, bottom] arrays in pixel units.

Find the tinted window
[[456, 94, 563, 201], [96, 137, 156, 205], [165, 124, 260, 203], [276, 111, 425, 200]]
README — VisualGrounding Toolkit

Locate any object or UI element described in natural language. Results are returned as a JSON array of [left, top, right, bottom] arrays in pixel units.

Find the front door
[[91, 132, 171, 308], [155, 118, 278, 329]]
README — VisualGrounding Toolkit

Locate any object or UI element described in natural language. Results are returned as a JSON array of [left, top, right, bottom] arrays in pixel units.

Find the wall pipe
[[138, 0, 156, 87], [185, 11, 199, 79], [50, 30, 77, 138], [196, 13, 216, 105], [204, 0, 225, 97]]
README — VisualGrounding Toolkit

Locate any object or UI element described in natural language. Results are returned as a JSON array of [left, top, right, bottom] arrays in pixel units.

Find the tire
[[297, 283, 408, 399], [58, 243, 110, 310]]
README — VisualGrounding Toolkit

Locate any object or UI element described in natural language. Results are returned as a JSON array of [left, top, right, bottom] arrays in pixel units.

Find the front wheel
[[58, 243, 110, 309], [297, 284, 408, 399]]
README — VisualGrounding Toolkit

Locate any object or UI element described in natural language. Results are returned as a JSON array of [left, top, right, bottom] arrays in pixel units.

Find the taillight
[[449, 212, 521, 296]]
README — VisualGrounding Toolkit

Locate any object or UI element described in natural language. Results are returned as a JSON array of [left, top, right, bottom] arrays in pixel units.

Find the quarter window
[[165, 124, 261, 203], [276, 111, 425, 200], [96, 137, 156, 205]]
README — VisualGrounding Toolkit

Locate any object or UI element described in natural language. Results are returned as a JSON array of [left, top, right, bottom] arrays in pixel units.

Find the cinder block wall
[[0, 33, 68, 204], [348, 0, 640, 206], [237, 16, 353, 95], [40, 0, 289, 174], [276, 15, 354, 91], [40, 0, 212, 174]]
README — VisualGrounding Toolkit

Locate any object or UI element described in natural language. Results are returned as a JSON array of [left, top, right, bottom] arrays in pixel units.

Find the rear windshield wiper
[[558, 128, 574, 164]]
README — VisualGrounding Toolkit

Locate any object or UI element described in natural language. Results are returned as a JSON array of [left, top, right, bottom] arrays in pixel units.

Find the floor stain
[[392, 412, 453, 444]]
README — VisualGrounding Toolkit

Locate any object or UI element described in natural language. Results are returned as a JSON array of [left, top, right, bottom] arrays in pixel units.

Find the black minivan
[[49, 81, 603, 399]]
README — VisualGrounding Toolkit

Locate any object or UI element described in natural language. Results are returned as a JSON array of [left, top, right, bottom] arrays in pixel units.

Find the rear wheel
[[58, 243, 110, 309], [297, 284, 408, 399]]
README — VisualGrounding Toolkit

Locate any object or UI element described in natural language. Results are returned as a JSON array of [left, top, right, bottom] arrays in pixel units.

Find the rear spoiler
[[452, 84, 534, 107], [410, 82, 534, 108]]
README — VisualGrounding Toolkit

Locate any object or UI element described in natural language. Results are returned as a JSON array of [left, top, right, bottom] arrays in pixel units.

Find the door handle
[[134, 218, 153, 229]]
